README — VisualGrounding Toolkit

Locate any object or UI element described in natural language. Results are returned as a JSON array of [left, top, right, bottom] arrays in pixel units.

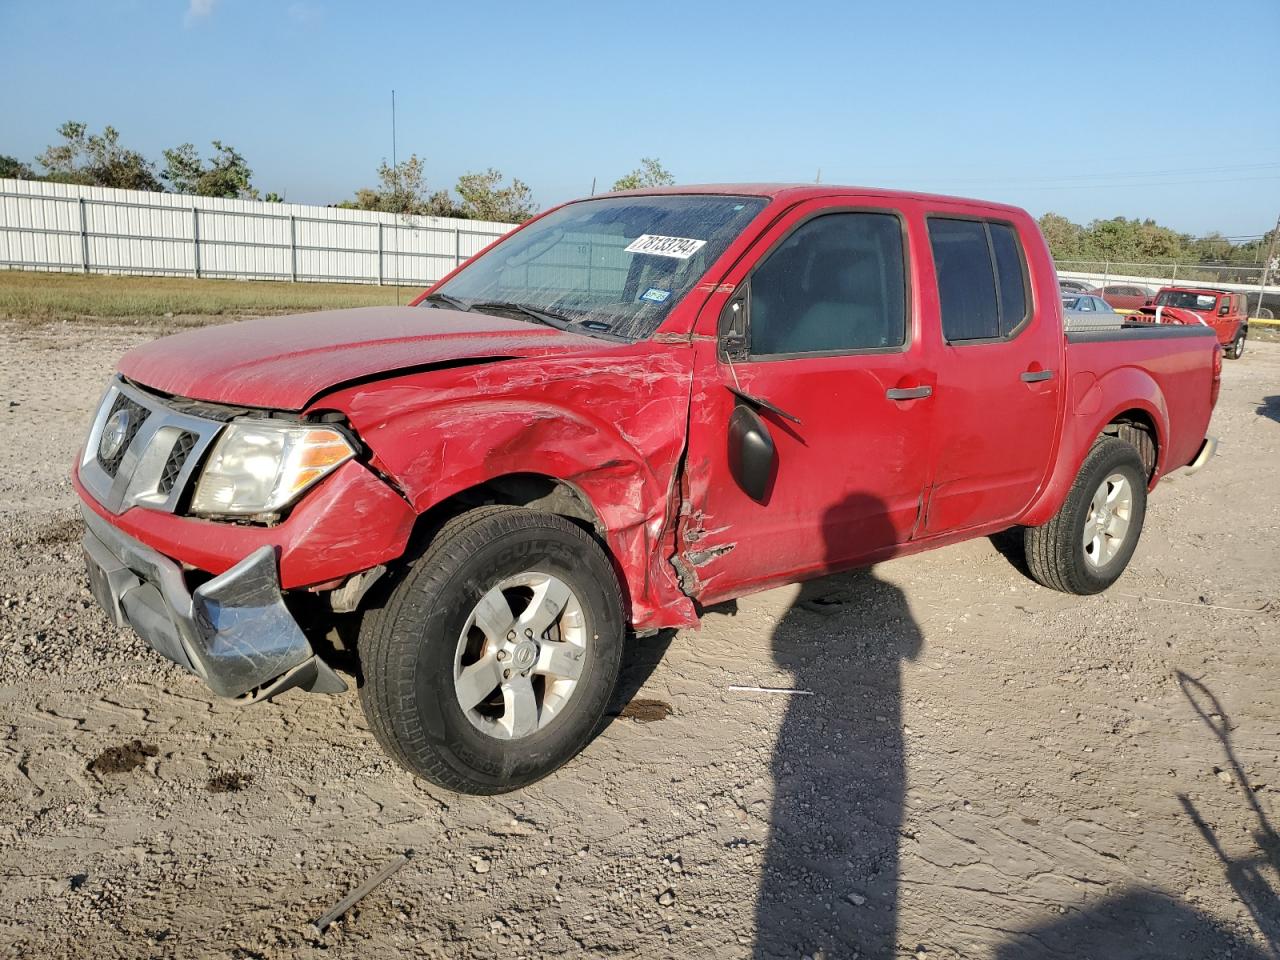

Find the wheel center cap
[[511, 641, 537, 671]]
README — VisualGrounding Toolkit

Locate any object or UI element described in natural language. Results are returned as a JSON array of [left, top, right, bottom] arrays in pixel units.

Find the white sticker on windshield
[[640, 287, 671, 303], [625, 234, 707, 259]]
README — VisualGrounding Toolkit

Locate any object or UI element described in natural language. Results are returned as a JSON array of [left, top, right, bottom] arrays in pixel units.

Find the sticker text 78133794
[[624, 234, 708, 260]]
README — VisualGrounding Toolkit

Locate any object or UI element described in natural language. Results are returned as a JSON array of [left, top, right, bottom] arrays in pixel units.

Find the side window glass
[[748, 212, 906, 356], [989, 223, 1029, 335], [1078, 297, 1094, 312], [928, 218, 999, 340], [929, 217, 1031, 342]]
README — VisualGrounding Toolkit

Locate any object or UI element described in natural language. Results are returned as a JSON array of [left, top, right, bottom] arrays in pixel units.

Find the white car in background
[[1062, 293, 1125, 331]]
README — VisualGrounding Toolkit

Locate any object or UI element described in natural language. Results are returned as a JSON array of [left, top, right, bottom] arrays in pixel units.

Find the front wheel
[[1227, 330, 1246, 360], [358, 506, 625, 794], [1024, 437, 1148, 595]]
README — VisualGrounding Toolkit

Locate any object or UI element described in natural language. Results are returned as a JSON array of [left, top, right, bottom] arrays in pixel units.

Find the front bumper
[[81, 506, 346, 702]]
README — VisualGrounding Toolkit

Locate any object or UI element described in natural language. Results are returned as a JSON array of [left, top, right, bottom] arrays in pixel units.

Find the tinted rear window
[[929, 219, 999, 340], [990, 223, 1029, 335], [928, 218, 1030, 342]]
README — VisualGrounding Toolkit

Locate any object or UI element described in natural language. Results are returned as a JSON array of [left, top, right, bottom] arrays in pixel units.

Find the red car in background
[[1131, 286, 1250, 359], [1089, 283, 1154, 312]]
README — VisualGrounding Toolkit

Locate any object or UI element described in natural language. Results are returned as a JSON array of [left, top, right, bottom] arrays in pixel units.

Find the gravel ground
[[0, 318, 1276, 960]]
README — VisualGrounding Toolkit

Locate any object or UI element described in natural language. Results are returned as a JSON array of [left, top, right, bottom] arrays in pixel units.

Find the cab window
[[748, 212, 907, 356], [928, 217, 1031, 342]]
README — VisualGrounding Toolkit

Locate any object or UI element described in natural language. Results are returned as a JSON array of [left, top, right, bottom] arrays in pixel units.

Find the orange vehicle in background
[[1131, 286, 1250, 360]]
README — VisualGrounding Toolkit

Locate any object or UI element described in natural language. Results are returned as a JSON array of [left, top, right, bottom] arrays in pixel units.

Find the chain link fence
[[1055, 259, 1279, 317]]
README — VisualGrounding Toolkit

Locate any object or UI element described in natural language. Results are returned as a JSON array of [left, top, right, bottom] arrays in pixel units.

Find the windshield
[[1156, 291, 1218, 311], [426, 194, 768, 341]]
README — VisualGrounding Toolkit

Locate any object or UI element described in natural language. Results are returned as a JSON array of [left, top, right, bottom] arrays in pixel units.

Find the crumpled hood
[[117, 306, 615, 410]]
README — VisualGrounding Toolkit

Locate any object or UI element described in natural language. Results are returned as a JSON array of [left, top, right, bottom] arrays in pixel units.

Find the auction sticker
[[640, 287, 671, 303], [624, 234, 707, 259]]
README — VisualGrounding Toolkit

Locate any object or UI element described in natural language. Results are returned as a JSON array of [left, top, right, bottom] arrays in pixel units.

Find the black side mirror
[[728, 403, 776, 503]]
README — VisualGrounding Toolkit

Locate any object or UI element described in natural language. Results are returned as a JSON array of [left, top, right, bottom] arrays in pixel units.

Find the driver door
[[676, 199, 935, 604]]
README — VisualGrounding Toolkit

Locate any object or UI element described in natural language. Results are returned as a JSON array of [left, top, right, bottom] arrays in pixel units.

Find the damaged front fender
[[317, 346, 701, 630]]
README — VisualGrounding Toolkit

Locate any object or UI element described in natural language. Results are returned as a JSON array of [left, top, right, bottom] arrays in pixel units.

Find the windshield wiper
[[471, 301, 574, 331], [422, 292, 472, 312]]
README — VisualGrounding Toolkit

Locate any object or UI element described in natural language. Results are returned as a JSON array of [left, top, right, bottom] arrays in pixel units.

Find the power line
[[1029, 174, 1280, 191], [923, 160, 1280, 186]]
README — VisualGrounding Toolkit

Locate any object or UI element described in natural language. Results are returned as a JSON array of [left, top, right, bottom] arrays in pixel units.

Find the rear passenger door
[[922, 215, 1061, 535]]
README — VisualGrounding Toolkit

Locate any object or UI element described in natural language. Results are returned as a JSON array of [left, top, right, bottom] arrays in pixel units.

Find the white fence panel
[[0, 178, 517, 287]]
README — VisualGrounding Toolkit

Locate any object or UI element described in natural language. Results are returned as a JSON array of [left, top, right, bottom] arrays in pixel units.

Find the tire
[[358, 506, 625, 794], [1024, 437, 1147, 595], [1227, 330, 1246, 360]]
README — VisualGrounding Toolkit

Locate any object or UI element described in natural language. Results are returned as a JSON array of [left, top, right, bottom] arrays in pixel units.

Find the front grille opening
[[158, 430, 198, 495], [96, 393, 150, 477]]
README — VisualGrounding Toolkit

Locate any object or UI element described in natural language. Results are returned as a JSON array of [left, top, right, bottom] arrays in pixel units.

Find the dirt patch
[[1, 320, 1277, 959], [618, 698, 672, 722], [9, 512, 81, 548], [206, 772, 255, 794], [87, 740, 158, 775]]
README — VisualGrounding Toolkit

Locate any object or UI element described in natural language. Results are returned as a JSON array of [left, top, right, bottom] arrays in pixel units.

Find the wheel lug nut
[[503, 669, 512, 679], [507, 631, 516, 640], [496, 650, 508, 661], [524, 629, 533, 638]]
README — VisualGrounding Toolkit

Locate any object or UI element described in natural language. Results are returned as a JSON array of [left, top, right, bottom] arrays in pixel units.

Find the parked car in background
[[1058, 278, 1093, 295], [1131, 286, 1249, 359], [73, 184, 1224, 794], [1090, 284, 1154, 311], [1061, 294, 1123, 331]]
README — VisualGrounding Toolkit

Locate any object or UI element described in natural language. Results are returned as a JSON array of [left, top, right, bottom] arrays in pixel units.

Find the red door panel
[[677, 198, 936, 603], [922, 212, 1063, 535]]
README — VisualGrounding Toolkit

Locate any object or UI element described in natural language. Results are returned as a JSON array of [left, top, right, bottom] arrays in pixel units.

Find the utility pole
[[391, 89, 400, 305], [1257, 211, 1280, 318]]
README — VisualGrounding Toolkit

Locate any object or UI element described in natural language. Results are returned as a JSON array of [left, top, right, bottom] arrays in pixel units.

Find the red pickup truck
[[1130, 286, 1250, 359], [75, 185, 1221, 794]]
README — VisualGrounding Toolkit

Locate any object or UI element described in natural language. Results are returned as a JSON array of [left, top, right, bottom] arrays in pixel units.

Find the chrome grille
[[158, 430, 198, 495], [95, 393, 150, 477], [79, 379, 224, 516]]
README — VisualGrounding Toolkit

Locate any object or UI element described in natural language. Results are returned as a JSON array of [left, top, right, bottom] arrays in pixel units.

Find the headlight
[[190, 420, 355, 517]]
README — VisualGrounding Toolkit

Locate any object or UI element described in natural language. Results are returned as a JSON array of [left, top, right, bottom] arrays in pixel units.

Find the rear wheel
[[358, 506, 625, 794], [1024, 437, 1147, 595]]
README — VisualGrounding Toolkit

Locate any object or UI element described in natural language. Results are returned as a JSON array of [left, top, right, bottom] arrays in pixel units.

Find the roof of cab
[[593, 182, 1030, 217]]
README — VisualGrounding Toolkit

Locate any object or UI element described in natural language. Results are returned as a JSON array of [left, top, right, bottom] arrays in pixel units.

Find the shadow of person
[[1175, 672, 1279, 950], [754, 494, 922, 960], [990, 676, 1276, 959], [1257, 396, 1280, 424]]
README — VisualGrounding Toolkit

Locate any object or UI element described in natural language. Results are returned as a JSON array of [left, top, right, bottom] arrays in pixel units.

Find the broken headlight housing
[[190, 420, 355, 518]]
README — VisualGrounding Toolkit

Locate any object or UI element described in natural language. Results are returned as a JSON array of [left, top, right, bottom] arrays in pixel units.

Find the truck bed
[[1063, 322, 1218, 477]]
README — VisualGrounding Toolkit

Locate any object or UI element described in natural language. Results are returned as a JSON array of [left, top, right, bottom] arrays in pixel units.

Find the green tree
[[0, 155, 35, 180], [262, 192, 284, 203], [455, 168, 536, 222], [1037, 212, 1084, 259], [162, 141, 257, 199], [37, 121, 161, 190], [612, 157, 675, 191], [342, 155, 460, 217]]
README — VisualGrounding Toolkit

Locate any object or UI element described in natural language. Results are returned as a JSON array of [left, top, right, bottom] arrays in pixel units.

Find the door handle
[[1021, 369, 1054, 383], [886, 385, 933, 400]]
